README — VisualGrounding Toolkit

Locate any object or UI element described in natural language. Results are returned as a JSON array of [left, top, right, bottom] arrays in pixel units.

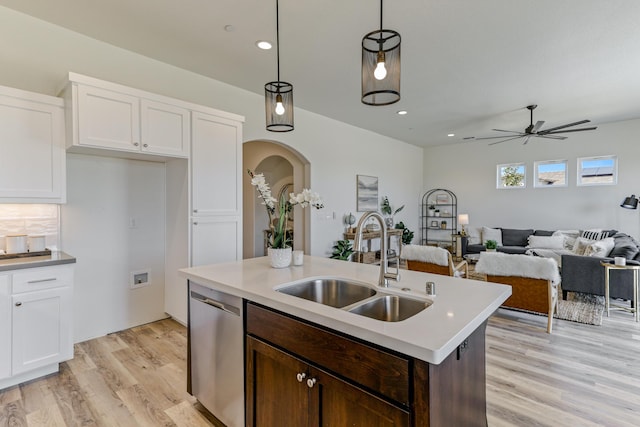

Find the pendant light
[[361, 0, 401, 106], [265, 0, 294, 132]]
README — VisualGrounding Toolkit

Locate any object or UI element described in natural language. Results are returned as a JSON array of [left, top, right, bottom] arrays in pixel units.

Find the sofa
[[464, 227, 639, 300]]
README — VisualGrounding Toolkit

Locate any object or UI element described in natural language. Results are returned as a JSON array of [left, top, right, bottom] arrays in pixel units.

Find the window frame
[[577, 155, 617, 186], [496, 162, 526, 189], [534, 159, 568, 188]]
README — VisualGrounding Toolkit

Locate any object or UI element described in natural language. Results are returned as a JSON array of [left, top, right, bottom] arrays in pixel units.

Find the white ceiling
[[2, 0, 640, 148]]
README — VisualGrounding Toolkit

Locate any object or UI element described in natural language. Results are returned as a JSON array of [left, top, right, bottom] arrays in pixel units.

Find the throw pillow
[[526, 235, 565, 250], [553, 230, 580, 250], [481, 227, 502, 246], [609, 242, 640, 259], [533, 229, 555, 237], [572, 237, 594, 256], [581, 229, 608, 241], [467, 227, 482, 245], [501, 228, 534, 246], [584, 237, 615, 257]]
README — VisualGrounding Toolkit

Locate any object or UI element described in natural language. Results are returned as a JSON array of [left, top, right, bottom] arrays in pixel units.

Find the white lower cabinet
[[0, 264, 74, 390], [191, 217, 242, 267], [0, 275, 10, 381]]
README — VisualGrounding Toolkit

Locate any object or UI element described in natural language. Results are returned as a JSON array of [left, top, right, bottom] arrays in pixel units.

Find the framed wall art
[[356, 175, 378, 211]]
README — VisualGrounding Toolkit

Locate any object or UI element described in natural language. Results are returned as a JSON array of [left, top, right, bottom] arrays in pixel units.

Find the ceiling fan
[[476, 105, 597, 145]]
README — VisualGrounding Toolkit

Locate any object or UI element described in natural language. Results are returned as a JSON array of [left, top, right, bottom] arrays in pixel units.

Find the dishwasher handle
[[191, 291, 241, 316]]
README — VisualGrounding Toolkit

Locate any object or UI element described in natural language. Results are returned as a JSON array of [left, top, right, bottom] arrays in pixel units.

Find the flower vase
[[268, 247, 292, 268]]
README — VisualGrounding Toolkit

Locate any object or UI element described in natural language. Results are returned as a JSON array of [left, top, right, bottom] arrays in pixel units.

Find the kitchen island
[[181, 255, 511, 427]]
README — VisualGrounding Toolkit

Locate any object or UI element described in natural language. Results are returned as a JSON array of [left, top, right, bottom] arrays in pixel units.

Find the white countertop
[[180, 255, 511, 365]]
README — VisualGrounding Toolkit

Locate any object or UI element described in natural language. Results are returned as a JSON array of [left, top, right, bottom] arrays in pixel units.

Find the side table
[[601, 261, 639, 322]]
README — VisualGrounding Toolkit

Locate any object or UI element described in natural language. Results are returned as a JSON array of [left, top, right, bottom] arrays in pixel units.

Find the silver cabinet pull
[[27, 278, 57, 284], [296, 373, 306, 383], [193, 222, 198, 226], [143, 143, 148, 148], [15, 302, 22, 307], [133, 142, 139, 146], [306, 378, 316, 388]]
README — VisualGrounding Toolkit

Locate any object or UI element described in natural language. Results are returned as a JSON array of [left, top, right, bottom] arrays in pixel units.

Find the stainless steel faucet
[[354, 211, 400, 287]]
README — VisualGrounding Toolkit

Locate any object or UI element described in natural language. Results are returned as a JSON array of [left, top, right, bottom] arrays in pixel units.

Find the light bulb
[[374, 50, 387, 80], [275, 94, 285, 115]]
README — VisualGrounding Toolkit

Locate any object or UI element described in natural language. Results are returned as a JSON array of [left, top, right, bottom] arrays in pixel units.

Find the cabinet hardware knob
[[193, 222, 198, 226], [306, 378, 317, 388], [296, 373, 306, 382], [193, 209, 198, 213], [134, 142, 139, 146], [143, 143, 148, 148], [15, 302, 22, 307]]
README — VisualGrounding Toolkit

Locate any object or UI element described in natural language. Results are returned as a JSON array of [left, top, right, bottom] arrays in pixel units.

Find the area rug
[[556, 292, 605, 326]]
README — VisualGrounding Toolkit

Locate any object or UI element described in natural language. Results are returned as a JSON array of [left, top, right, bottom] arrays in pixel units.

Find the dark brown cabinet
[[245, 302, 488, 427]]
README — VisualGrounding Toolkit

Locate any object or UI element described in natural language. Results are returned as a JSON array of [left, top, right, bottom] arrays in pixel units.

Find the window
[[577, 156, 617, 186], [534, 159, 568, 188], [497, 163, 526, 189]]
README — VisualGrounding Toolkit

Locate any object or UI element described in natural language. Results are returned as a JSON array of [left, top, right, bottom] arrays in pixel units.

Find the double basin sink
[[276, 278, 431, 322]]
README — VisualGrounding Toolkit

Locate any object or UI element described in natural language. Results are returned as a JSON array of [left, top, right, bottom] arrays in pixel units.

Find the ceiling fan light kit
[[361, 0, 401, 106], [265, 0, 294, 132], [476, 104, 597, 145]]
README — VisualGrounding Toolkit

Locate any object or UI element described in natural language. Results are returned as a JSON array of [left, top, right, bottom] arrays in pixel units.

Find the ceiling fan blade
[[535, 134, 568, 140], [522, 136, 531, 145], [538, 120, 591, 134], [475, 134, 523, 140], [542, 126, 598, 135], [488, 135, 526, 146], [531, 121, 545, 133], [492, 128, 523, 133]]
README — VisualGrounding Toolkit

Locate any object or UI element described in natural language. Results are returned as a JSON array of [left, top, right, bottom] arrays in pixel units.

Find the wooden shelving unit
[[343, 228, 403, 265]]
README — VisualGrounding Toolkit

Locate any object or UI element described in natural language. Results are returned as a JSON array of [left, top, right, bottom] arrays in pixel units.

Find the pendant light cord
[[379, 0, 383, 32], [276, 0, 281, 83]]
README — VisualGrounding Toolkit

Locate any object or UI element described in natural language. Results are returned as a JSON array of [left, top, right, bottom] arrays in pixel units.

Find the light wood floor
[[1, 309, 639, 426]]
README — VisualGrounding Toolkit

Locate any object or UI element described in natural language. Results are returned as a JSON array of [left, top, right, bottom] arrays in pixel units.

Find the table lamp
[[458, 214, 469, 236]]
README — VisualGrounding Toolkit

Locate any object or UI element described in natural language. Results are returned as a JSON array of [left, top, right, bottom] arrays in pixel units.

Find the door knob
[[296, 373, 306, 382], [306, 378, 317, 388]]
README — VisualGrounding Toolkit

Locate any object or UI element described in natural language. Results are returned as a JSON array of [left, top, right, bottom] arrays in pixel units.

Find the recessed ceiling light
[[397, 110, 407, 115], [447, 133, 455, 137], [256, 40, 272, 50]]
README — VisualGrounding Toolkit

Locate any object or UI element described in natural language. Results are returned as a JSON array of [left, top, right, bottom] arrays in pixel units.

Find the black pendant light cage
[[361, 0, 401, 106], [265, 81, 294, 132], [265, 0, 294, 132]]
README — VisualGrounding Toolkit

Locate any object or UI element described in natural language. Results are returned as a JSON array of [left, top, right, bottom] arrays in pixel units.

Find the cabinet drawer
[[246, 303, 410, 404], [12, 265, 74, 294]]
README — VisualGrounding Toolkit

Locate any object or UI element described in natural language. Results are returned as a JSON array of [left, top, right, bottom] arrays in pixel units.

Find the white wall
[[0, 7, 423, 337], [61, 154, 167, 342], [423, 119, 640, 239]]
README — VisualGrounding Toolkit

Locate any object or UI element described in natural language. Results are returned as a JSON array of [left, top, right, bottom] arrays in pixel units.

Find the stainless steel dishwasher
[[189, 281, 244, 427]]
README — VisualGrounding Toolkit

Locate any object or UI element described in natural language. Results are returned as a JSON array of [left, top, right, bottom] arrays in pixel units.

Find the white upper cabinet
[[62, 73, 190, 159], [191, 112, 242, 216], [0, 85, 66, 203]]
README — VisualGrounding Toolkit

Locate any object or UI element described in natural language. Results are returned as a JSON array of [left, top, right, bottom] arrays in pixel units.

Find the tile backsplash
[[0, 204, 60, 252]]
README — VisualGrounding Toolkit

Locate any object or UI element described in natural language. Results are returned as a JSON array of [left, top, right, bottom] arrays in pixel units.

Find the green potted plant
[[485, 239, 498, 252], [394, 222, 414, 245], [330, 239, 354, 261], [380, 196, 404, 228]]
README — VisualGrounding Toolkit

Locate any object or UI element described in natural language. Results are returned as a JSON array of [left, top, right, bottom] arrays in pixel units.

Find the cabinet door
[[11, 286, 73, 375], [141, 99, 190, 158], [191, 112, 242, 216], [0, 91, 65, 202], [0, 275, 10, 380], [77, 84, 140, 152], [246, 337, 310, 427], [191, 216, 241, 266], [311, 367, 410, 427]]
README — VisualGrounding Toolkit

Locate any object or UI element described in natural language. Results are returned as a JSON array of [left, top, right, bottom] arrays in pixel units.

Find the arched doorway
[[243, 140, 310, 258]]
